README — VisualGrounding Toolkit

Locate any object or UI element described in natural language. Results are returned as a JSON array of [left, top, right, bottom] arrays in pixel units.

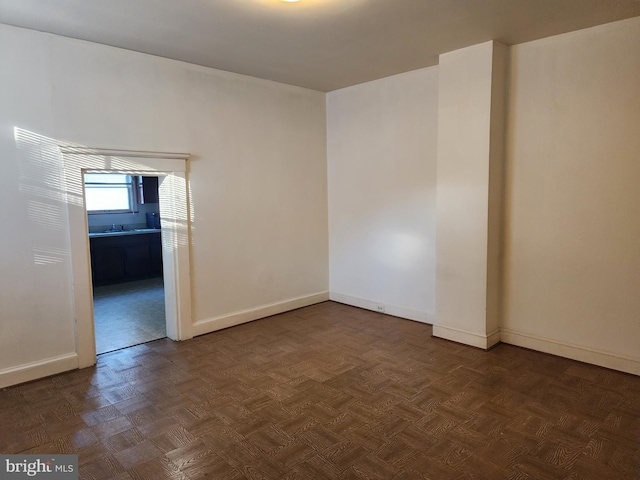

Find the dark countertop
[[88, 228, 161, 238]]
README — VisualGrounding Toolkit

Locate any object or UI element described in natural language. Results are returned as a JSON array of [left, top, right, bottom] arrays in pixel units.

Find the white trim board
[[59, 146, 190, 160], [500, 329, 640, 376], [432, 324, 501, 350], [329, 292, 434, 324], [0, 353, 78, 389], [192, 292, 330, 337]]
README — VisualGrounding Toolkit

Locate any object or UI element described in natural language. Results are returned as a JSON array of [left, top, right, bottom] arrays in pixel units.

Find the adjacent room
[[85, 173, 166, 354], [1, 0, 639, 478]]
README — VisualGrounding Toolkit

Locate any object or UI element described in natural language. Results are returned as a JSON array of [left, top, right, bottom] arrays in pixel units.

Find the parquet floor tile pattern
[[1, 301, 639, 479]]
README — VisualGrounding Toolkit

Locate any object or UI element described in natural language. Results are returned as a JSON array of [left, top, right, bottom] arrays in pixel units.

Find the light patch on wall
[[33, 246, 68, 265], [188, 178, 196, 241], [14, 127, 86, 209], [14, 127, 73, 268], [159, 174, 190, 250], [27, 201, 65, 231], [373, 232, 425, 270], [14, 127, 67, 204]]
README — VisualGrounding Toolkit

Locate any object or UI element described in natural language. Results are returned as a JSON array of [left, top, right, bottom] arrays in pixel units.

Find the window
[[84, 173, 135, 213]]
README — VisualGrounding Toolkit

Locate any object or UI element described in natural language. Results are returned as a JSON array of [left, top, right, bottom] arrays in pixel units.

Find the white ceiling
[[1, 0, 639, 92]]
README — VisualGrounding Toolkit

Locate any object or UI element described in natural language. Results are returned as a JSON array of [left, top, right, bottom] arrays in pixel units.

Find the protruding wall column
[[434, 41, 506, 349]]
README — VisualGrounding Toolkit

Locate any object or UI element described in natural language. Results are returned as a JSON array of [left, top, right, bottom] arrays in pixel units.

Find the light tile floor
[[93, 277, 166, 354]]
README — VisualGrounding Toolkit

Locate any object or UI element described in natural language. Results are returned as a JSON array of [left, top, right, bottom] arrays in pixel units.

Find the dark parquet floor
[[1, 301, 639, 479]]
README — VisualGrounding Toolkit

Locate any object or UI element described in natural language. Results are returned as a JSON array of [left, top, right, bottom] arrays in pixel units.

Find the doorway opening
[[60, 146, 193, 369], [83, 173, 167, 354]]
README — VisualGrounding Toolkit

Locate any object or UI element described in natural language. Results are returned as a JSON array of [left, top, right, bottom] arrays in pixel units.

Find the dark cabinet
[[139, 176, 159, 204], [91, 245, 125, 284], [150, 241, 163, 276], [124, 243, 153, 278], [90, 232, 162, 285]]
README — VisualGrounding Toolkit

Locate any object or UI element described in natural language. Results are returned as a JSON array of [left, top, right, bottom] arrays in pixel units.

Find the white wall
[[502, 17, 640, 373], [327, 68, 439, 321], [0, 24, 328, 384]]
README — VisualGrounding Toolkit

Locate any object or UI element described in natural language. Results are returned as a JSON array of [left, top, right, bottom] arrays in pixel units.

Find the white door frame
[[60, 146, 193, 368]]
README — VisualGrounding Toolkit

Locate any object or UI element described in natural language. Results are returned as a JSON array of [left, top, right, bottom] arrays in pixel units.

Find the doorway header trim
[[58, 145, 190, 161]]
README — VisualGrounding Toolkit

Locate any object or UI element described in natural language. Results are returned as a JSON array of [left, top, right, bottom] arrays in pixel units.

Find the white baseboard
[[329, 292, 434, 324], [432, 324, 501, 350], [500, 328, 640, 376], [0, 353, 78, 389], [192, 291, 330, 337]]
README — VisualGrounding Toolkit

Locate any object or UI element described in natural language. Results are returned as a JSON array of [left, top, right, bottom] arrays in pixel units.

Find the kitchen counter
[[89, 228, 160, 238]]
